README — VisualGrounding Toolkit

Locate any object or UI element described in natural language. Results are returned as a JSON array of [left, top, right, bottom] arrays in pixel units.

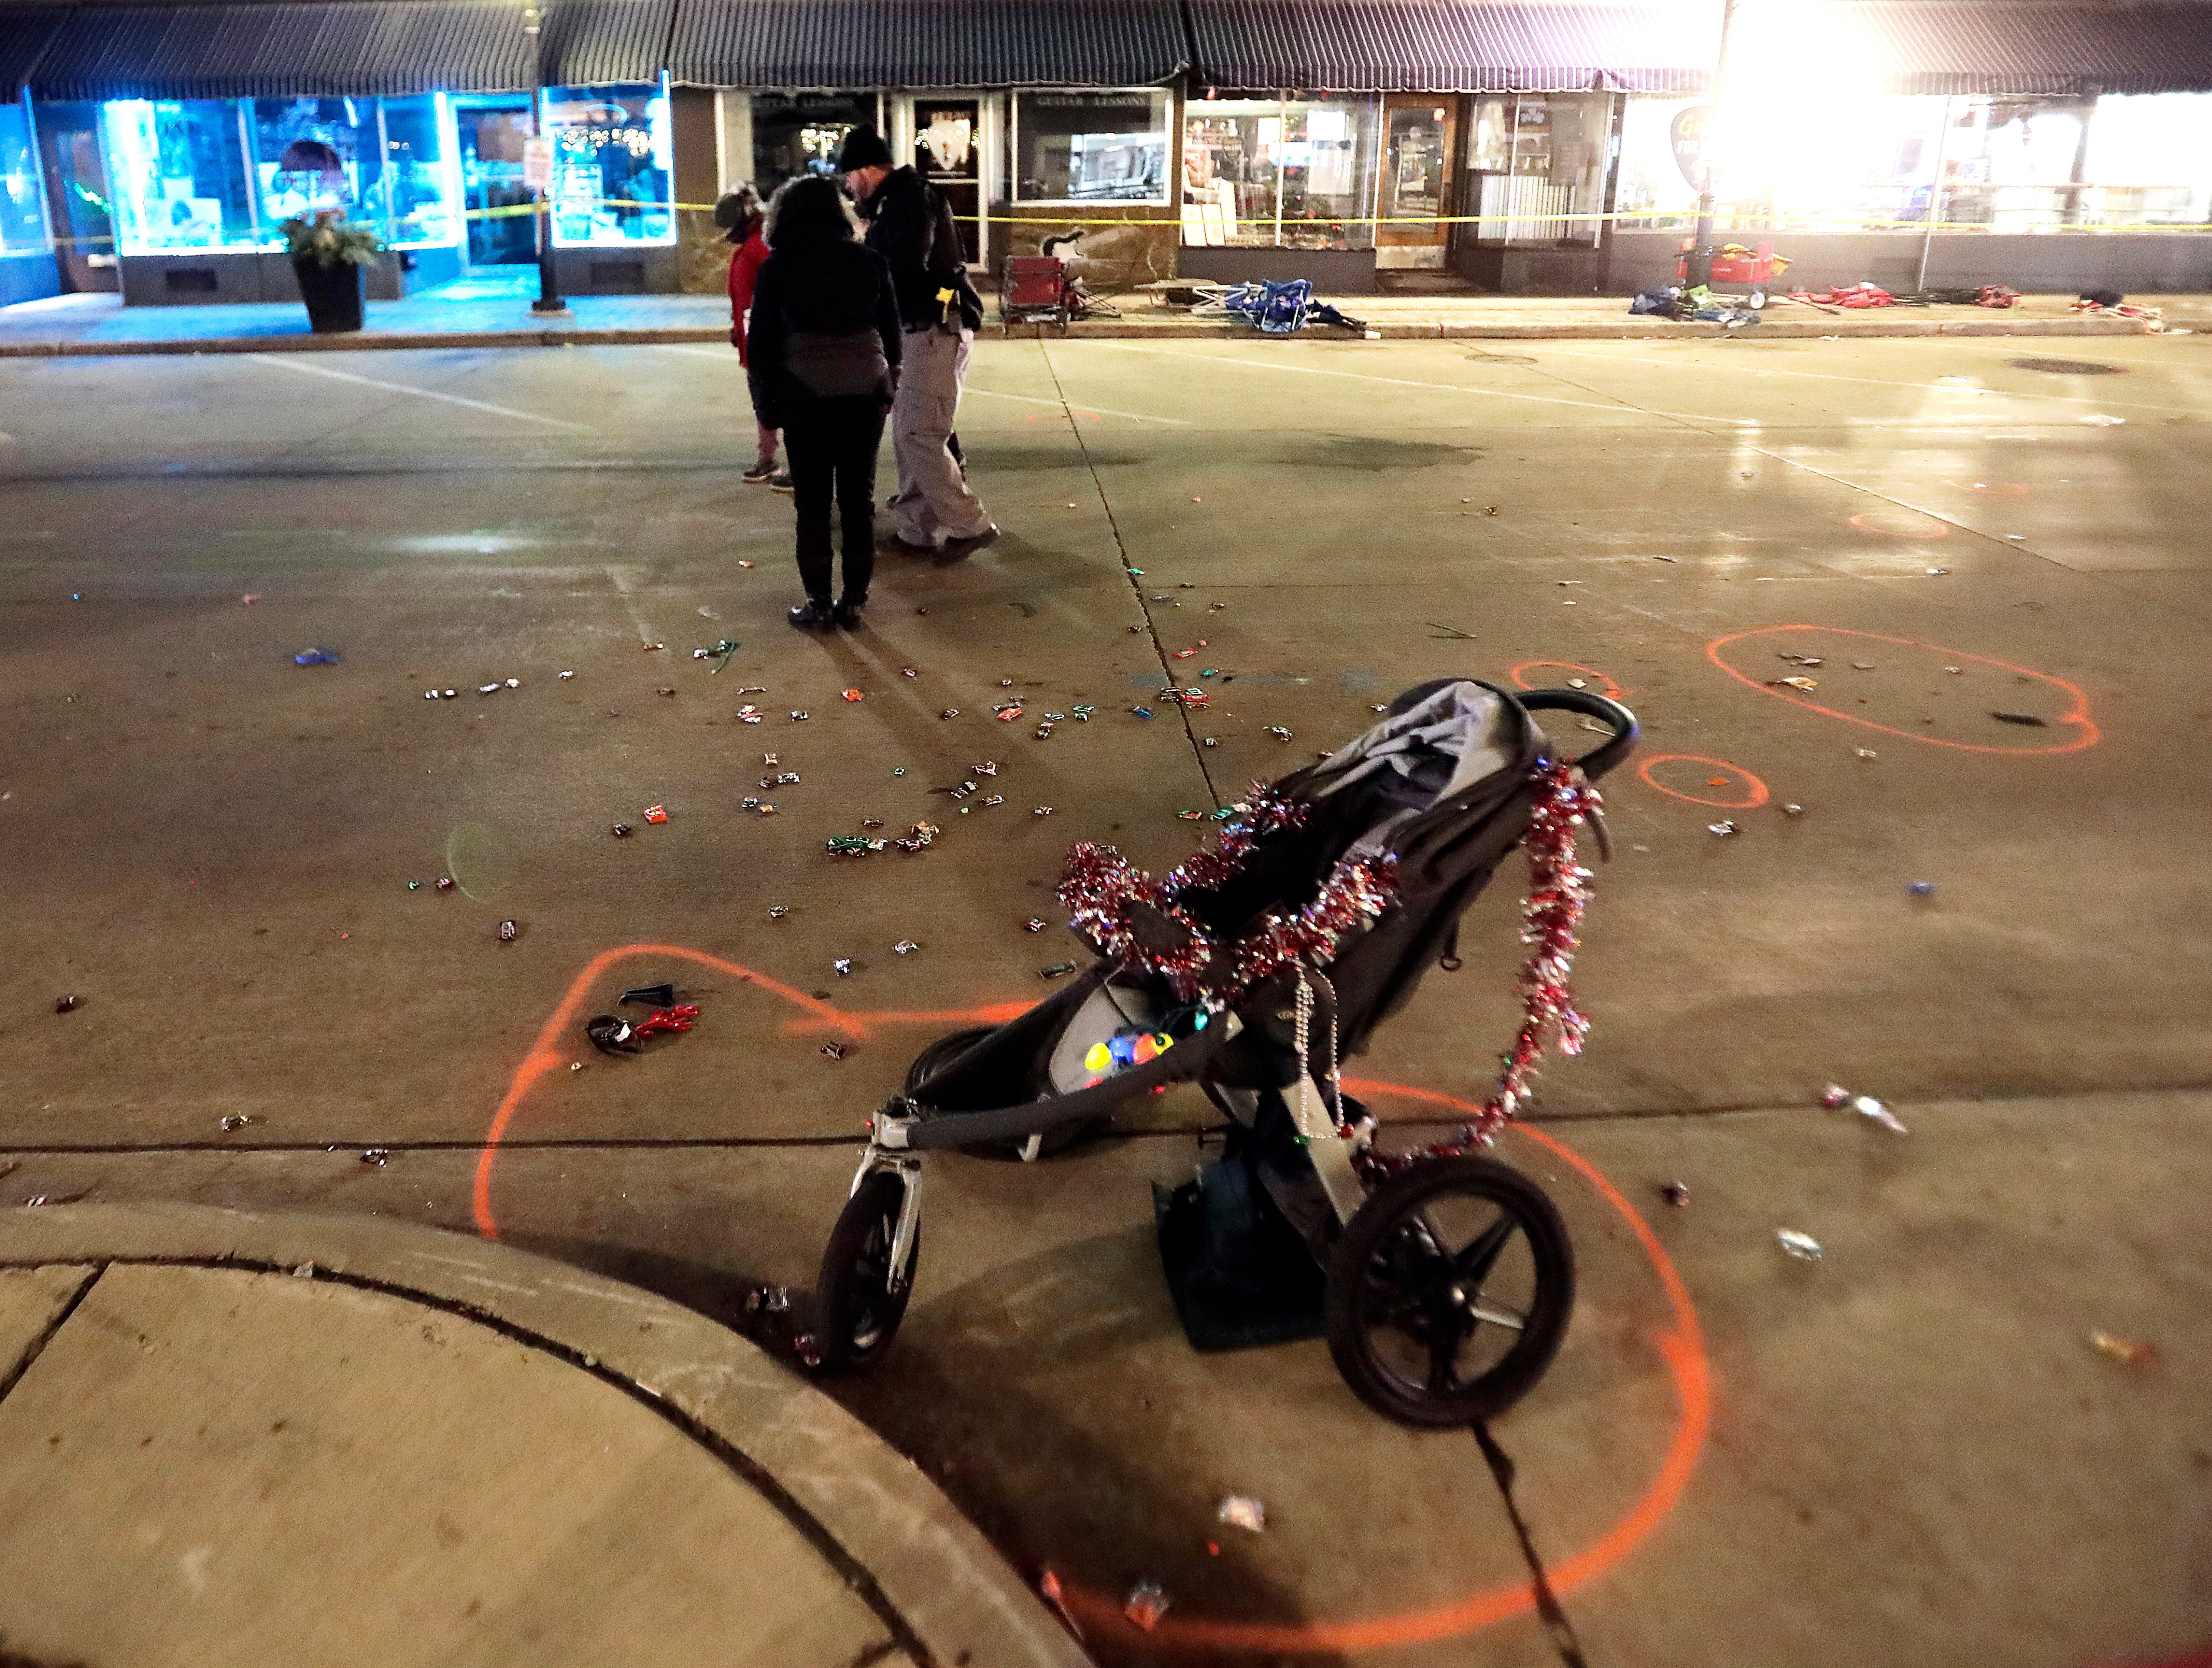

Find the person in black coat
[[745, 176, 903, 629]]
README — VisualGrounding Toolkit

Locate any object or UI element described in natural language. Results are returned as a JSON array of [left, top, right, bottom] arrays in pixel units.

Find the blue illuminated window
[[544, 79, 673, 247], [0, 96, 50, 254], [380, 94, 463, 248], [100, 99, 262, 254]]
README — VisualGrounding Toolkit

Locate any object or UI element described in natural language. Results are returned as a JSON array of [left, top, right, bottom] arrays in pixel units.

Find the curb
[[0, 315, 2156, 358], [0, 1202, 1090, 1668]]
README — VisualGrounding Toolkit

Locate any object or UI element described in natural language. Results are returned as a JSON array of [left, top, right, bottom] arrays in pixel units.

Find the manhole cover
[[2008, 357, 2125, 375]]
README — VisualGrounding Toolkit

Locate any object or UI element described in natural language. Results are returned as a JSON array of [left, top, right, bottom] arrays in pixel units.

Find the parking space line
[[247, 353, 591, 431], [963, 386, 1191, 425]]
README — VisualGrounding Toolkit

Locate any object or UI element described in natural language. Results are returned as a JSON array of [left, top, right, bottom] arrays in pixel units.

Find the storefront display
[[751, 92, 880, 195], [1015, 91, 1167, 202], [1182, 97, 1378, 249], [545, 80, 674, 248], [379, 94, 462, 249], [1467, 94, 1608, 248], [251, 97, 377, 228], [100, 99, 260, 254], [0, 95, 49, 256]]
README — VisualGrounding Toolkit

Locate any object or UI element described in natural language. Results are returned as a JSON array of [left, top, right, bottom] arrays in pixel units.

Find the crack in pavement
[[0, 1264, 102, 1413], [1036, 338, 1221, 807], [1475, 1421, 1592, 1668]]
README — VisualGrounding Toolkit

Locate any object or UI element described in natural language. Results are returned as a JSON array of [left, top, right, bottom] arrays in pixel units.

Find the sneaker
[[788, 598, 835, 629], [833, 597, 866, 629], [769, 471, 794, 492], [742, 460, 778, 484], [938, 524, 1000, 561]]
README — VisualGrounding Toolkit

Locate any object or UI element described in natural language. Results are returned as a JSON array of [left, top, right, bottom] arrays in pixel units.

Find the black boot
[[788, 596, 835, 629], [833, 595, 866, 629]]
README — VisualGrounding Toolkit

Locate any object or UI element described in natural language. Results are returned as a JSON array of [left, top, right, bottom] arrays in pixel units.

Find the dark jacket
[[744, 238, 903, 431], [860, 166, 984, 333]]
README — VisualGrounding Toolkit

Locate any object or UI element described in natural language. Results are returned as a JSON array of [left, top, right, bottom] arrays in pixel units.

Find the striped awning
[[1184, 0, 1719, 94], [23, 0, 673, 103], [1789, 2, 2212, 96], [668, 0, 1191, 89]]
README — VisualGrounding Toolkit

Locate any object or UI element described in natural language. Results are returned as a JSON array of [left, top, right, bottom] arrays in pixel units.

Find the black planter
[[291, 256, 365, 333]]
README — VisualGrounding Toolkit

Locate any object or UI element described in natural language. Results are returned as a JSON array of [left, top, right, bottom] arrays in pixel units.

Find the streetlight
[[523, 4, 568, 314], [1684, 0, 1744, 289]]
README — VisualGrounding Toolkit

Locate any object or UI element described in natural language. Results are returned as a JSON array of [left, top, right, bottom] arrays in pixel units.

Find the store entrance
[[892, 95, 986, 268], [454, 96, 536, 266], [1375, 95, 1457, 269]]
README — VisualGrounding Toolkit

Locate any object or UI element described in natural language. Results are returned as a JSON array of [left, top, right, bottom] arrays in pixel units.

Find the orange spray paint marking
[[1509, 661, 1629, 702], [1637, 753, 1771, 810], [1706, 626, 2099, 756], [475, 967, 1708, 1656], [1050, 1078, 1710, 1654]]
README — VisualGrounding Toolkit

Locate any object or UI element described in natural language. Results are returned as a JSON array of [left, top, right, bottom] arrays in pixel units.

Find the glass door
[[891, 93, 989, 268], [1376, 95, 1457, 268], [452, 96, 536, 265]]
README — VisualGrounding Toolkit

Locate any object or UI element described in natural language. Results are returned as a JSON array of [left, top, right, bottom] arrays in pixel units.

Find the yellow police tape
[[44, 194, 2212, 247]]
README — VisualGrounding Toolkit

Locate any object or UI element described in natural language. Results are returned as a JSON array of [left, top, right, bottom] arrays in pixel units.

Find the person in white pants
[[839, 127, 998, 557]]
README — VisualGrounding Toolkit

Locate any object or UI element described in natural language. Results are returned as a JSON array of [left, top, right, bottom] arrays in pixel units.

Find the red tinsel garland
[[1058, 788, 1396, 1004], [1402, 761, 1601, 1159]]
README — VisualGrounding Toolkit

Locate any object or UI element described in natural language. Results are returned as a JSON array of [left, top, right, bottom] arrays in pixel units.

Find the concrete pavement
[[0, 1203, 1088, 1668], [0, 285, 2175, 358], [1, 329, 2208, 1667]]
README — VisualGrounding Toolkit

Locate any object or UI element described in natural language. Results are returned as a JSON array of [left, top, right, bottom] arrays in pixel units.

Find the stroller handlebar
[[1517, 688, 1639, 781]]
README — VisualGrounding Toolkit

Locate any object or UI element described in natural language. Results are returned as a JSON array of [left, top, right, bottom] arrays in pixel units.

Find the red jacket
[[727, 229, 768, 363]]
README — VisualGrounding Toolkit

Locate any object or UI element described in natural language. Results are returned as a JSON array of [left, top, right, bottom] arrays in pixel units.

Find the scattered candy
[[497, 919, 519, 942], [996, 707, 1024, 722], [1267, 726, 1292, 741], [1780, 803, 1804, 816], [940, 708, 959, 719], [834, 959, 854, 976], [559, 671, 575, 679], [1033, 805, 1054, 816], [820, 1042, 847, 1060], [1707, 820, 1738, 837], [791, 710, 810, 721], [642, 642, 664, 651], [1217, 1495, 1266, 1532], [1026, 917, 1049, 931], [1202, 736, 1219, 747], [360, 1148, 390, 1166], [53, 995, 78, 1014], [1778, 1229, 1823, 1261], [292, 648, 341, 666], [1768, 676, 1818, 691], [1125, 1581, 1171, 1632], [1908, 880, 1937, 896], [611, 823, 632, 837], [435, 877, 454, 892], [1131, 706, 1154, 719], [220, 1115, 250, 1131], [1660, 1179, 1691, 1208], [892, 940, 920, 955], [2089, 1330, 2156, 1364], [768, 905, 790, 919], [1855, 748, 1878, 759], [644, 805, 669, 823], [1041, 962, 1077, 978], [1993, 711, 2049, 726], [842, 689, 864, 702]]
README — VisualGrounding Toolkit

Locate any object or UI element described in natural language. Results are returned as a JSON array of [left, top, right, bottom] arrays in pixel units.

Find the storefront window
[[100, 99, 260, 254], [1467, 95, 1607, 247], [1614, 91, 2212, 235], [751, 92, 879, 195], [545, 80, 673, 247], [380, 94, 462, 248], [0, 96, 49, 254], [1015, 91, 1167, 203], [251, 96, 381, 231], [1181, 98, 1378, 249]]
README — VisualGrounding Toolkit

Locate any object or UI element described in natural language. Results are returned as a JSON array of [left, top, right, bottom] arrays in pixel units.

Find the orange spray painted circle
[[475, 959, 1710, 1657], [1509, 661, 1629, 701], [1638, 753, 1771, 809], [1706, 625, 2100, 756]]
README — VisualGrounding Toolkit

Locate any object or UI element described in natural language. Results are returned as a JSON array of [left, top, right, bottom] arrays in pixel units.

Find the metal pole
[[1685, 0, 1742, 288], [527, 4, 568, 314], [1914, 95, 1954, 293]]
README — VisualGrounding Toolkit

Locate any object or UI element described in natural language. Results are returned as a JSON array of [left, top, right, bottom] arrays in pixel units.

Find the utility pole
[[525, 4, 568, 315], [1684, 0, 1743, 288]]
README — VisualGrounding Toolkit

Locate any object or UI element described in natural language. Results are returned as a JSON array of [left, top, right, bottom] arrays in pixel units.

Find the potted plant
[[280, 210, 383, 333]]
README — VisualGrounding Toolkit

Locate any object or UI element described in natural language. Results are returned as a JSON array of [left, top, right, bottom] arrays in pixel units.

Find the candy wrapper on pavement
[[807, 676, 1640, 1431]]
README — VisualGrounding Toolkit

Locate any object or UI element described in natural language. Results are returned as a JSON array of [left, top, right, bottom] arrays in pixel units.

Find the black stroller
[[813, 677, 1636, 1428]]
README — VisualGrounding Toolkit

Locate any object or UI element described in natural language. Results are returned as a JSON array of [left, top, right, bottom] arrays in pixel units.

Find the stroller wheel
[[814, 1169, 919, 1371], [1325, 1154, 1573, 1428]]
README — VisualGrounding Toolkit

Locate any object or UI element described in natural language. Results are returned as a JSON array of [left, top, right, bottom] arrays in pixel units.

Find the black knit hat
[[836, 126, 895, 171]]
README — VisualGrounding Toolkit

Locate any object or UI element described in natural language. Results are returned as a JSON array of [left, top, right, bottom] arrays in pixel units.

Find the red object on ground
[[633, 1003, 700, 1038]]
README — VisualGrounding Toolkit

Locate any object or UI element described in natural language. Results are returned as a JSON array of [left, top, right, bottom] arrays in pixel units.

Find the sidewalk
[[0, 1204, 1089, 1668], [0, 285, 2180, 357]]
